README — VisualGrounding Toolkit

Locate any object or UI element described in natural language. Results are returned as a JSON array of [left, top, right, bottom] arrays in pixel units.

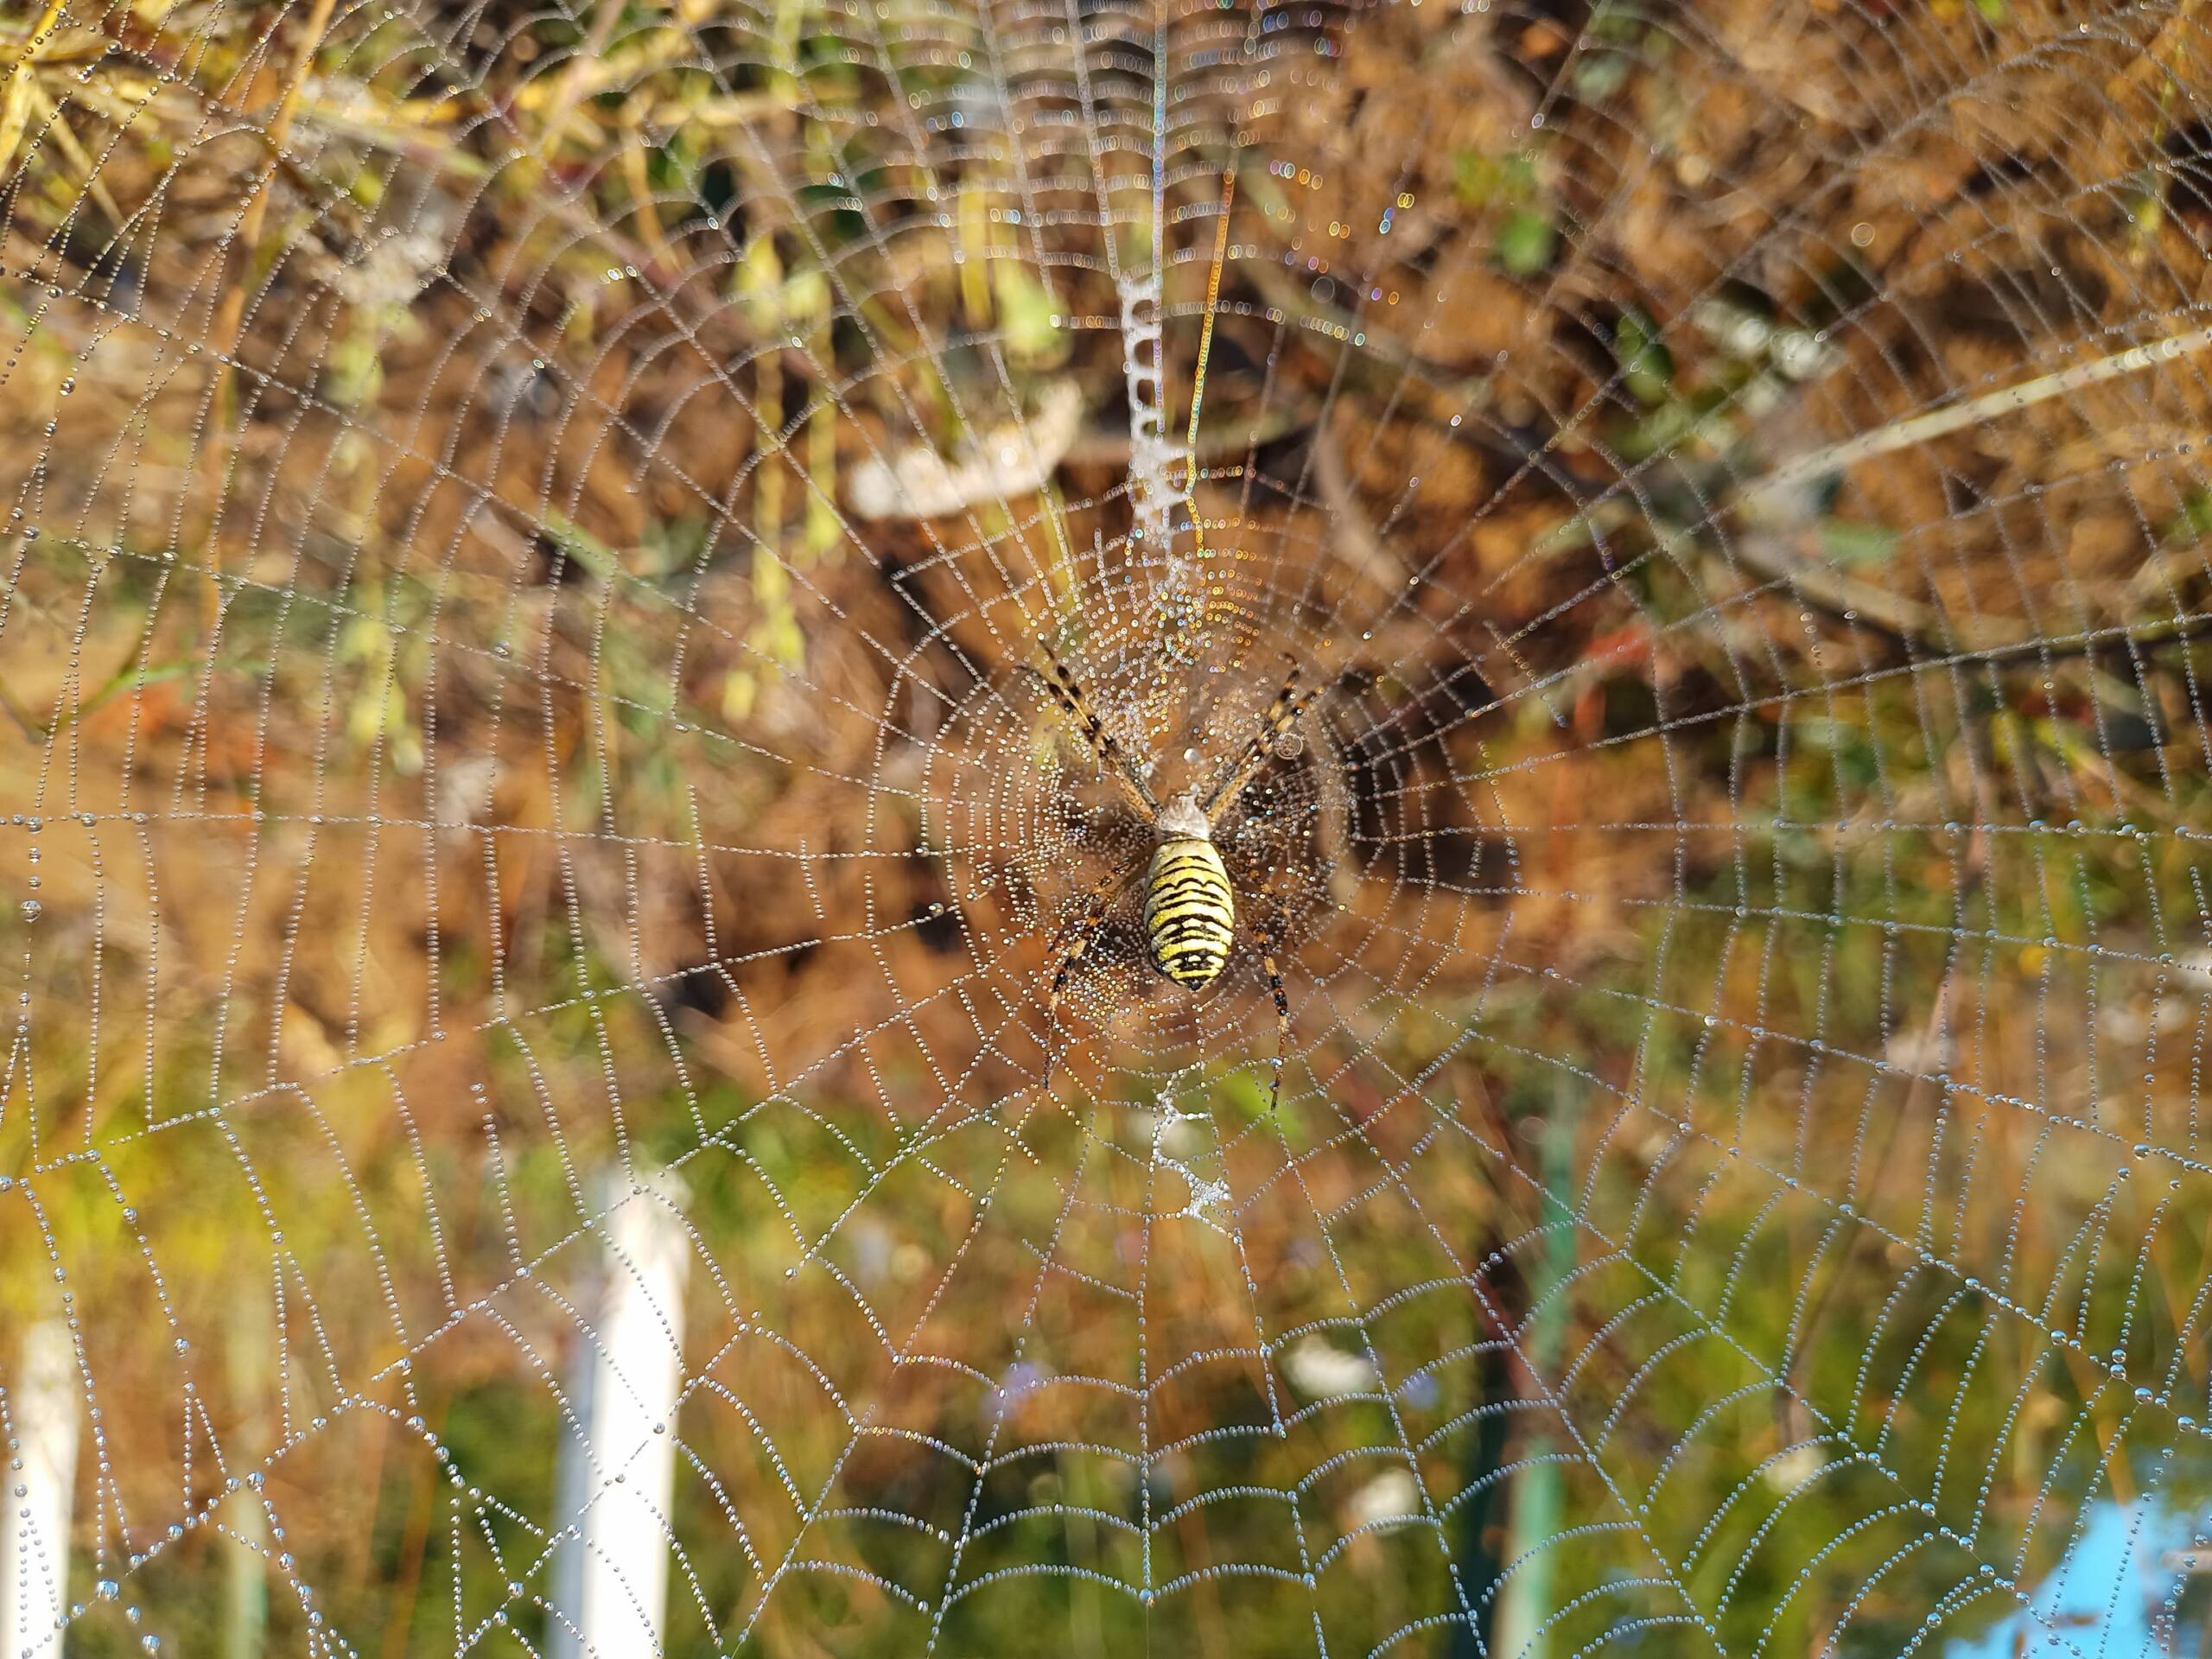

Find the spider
[[1030, 636, 1326, 1112]]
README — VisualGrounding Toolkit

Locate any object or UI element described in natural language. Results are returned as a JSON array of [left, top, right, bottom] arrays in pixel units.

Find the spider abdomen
[[1143, 836, 1235, 987]]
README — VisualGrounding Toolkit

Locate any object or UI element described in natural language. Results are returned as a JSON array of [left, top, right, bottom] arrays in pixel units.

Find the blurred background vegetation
[[4, 0, 2212, 1653]]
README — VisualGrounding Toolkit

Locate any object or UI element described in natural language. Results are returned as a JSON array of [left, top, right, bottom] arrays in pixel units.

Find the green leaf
[[1452, 149, 1538, 211], [1614, 309, 1674, 404], [1450, 149, 1500, 208], [991, 260, 1065, 367], [1496, 209, 1556, 276], [538, 509, 621, 580], [2163, 486, 2212, 546], [1616, 399, 1694, 462], [1573, 51, 1630, 99], [1817, 518, 1898, 568]]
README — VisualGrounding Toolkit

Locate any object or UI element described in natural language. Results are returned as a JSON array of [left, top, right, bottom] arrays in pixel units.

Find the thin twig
[[1739, 319, 2212, 515]]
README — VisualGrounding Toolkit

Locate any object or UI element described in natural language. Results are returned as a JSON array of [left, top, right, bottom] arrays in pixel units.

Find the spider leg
[[1201, 657, 1327, 825], [1248, 865, 1296, 1116], [1033, 636, 1161, 824], [1041, 865, 1139, 1107], [1046, 865, 1140, 1015]]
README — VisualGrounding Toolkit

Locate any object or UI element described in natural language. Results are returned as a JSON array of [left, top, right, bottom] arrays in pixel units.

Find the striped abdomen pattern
[[1144, 836, 1235, 987]]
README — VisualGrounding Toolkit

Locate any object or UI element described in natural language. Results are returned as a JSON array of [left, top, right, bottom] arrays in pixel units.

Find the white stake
[[550, 1169, 693, 1659], [2, 1317, 79, 1659]]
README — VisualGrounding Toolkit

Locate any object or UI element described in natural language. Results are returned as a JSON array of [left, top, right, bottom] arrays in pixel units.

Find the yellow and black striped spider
[[1032, 637, 1324, 1111]]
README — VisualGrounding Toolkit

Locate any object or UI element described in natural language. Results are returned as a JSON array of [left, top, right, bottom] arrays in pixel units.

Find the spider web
[[3, 0, 2211, 1653]]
